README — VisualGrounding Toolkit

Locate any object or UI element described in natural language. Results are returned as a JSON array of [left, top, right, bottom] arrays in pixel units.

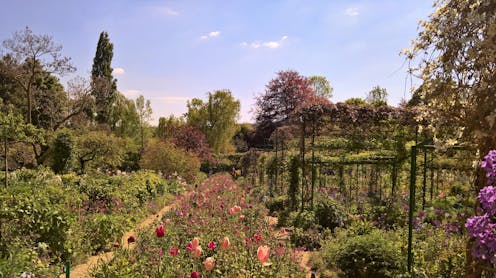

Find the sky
[[0, 0, 434, 124]]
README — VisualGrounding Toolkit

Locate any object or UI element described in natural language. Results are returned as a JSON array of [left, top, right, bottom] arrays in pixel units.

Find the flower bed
[[92, 174, 305, 277]]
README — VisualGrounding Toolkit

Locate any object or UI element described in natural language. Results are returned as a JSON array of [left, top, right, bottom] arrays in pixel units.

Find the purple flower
[[478, 186, 496, 215]]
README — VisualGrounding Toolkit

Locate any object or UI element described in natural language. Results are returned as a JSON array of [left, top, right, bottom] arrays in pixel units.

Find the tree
[[74, 130, 126, 174], [405, 1, 496, 276], [310, 75, 333, 98], [254, 70, 318, 144], [109, 92, 140, 138], [186, 90, 240, 153], [135, 95, 152, 149], [366, 86, 388, 106], [1, 27, 75, 124], [91, 31, 117, 125], [344, 97, 367, 106], [0, 105, 36, 186]]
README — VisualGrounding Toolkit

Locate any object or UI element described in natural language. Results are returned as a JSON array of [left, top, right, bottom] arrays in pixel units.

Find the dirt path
[[265, 216, 317, 278], [65, 196, 186, 278]]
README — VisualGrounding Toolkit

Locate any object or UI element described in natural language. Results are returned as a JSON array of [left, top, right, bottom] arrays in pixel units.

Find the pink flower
[[192, 246, 202, 258], [233, 205, 242, 213], [221, 236, 230, 250], [113, 242, 120, 248], [186, 242, 194, 251], [228, 207, 235, 215], [203, 257, 215, 271], [156, 225, 165, 238], [239, 214, 245, 221], [254, 234, 262, 242], [169, 247, 179, 256], [127, 235, 136, 243], [191, 237, 200, 249], [190, 271, 199, 278], [207, 241, 216, 250], [257, 245, 270, 264]]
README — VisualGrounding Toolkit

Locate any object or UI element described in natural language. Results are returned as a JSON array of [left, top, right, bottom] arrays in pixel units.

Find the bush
[[266, 195, 287, 213], [313, 198, 345, 231], [288, 210, 318, 230], [290, 228, 326, 250], [140, 139, 200, 182], [318, 229, 406, 278]]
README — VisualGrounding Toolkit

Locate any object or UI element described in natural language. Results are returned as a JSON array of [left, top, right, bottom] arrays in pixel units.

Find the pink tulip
[[192, 246, 202, 258], [233, 205, 241, 213], [207, 241, 216, 250], [257, 245, 270, 264], [156, 225, 165, 238], [238, 214, 245, 221], [228, 207, 235, 215], [186, 242, 194, 251], [221, 236, 230, 250], [113, 242, 120, 248], [203, 257, 215, 271], [191, 237, 200, 249]]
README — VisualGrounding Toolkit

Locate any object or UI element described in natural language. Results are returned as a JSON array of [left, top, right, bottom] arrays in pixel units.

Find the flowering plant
[[465, 151, 496, 263]]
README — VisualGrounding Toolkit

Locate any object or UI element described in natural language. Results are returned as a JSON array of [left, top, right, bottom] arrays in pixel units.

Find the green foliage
[[318, 229, 406, 278], [344, 97, 367, 106], [91, 31, 117, 124], [74, 130, 126, 173], [186, 90, 240, 153], [140, 139, 200, 182], [50, 129, 74, 173], [314, 198, 345, 231], [366, 86, 388, 107], [288, 155, 300, 210], [290, 227, 324, 250], [288, 210, 317, 230], [266, 195, 287, 213], [310, 75, 333, 99], [84, 214, 125, 253]]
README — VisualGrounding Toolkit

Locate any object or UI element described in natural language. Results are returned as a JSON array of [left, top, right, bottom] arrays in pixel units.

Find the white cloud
[[157, 7, 179, 16], [156, 96, 191, 103], [122, 89, 140, 97], [113, 67, 125, 75], [344, 7, 359, 16], [241, 36, 289, 49], [200, 31, 221, 40]]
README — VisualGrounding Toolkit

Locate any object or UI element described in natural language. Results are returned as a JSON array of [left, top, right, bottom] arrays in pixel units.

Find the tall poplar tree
[[91, 31, 117, 124]]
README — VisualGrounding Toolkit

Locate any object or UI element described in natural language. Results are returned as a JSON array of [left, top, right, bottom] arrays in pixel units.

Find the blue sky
[[0, 0, 434, 123]]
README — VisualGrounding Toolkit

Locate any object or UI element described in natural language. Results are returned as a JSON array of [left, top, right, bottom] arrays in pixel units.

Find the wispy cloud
[[156, 96, 191, 103], [200, 31, 221, 40], [344, 7, 360, 16], [122, 89, 140, 97], [156, 6, 179, 16], [241, 36, 288, 49], [113, 67, 125, 75]]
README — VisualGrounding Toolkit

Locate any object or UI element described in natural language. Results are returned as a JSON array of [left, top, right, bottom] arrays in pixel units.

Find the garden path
[[64, 194, 189, 278], [265, 216, 317, 278]]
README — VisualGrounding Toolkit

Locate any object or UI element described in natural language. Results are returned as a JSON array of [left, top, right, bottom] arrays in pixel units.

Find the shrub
[[319, 229, 406, 278], [140, 139, 200, 182], [290, 228, 325, 250], [313, 198, 345, 231], [288, 210, 318, 230], [266, 195, 287, 213]]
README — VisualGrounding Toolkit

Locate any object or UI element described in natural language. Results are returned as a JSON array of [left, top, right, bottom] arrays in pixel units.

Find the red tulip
[[113, 242, 120, 248], [127, 235, 136, 243], [254, 234, 262, 242], [169, 247, 179, 256], [156, 224, 165, 238], [190, 271, 199, 278]]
